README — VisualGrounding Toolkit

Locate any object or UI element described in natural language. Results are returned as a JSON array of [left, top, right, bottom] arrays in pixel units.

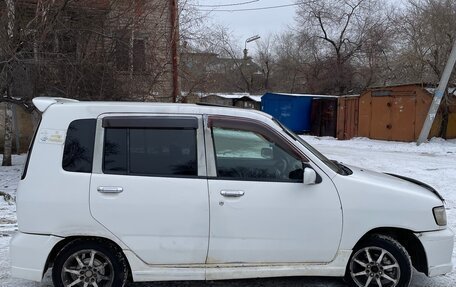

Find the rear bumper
[[416, 228, 454, 277], [10, 232, 63, 282]]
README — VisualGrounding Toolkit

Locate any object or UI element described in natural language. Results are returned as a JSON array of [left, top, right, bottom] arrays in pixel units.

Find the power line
[[196, 3, 299, 12], [190, 0, 260, 7]]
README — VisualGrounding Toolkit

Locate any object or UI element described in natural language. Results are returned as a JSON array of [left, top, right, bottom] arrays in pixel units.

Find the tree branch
[[314, 11, 339, 52]]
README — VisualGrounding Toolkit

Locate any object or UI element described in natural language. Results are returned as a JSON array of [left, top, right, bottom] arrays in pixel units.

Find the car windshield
[[272, 118, 344, 174]]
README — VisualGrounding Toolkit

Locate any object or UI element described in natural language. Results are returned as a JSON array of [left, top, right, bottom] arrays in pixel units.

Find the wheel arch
[[43, 236, 133, 281], [353, 227, 428, 275]]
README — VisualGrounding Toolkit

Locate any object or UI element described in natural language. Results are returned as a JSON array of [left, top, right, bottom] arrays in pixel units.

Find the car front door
[[90, 114, 209, 265], [205, 115, 342, 264]]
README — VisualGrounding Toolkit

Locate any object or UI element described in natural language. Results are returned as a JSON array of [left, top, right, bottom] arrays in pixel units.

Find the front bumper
[[10, 232, 63, 282], [416, 228, 454, 277]]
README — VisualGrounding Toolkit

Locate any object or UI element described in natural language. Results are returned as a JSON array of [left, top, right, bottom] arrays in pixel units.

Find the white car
[[11, 97, 453, 287]]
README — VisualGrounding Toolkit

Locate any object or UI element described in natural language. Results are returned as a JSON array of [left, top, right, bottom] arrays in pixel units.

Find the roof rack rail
[[195, 102, 234, 108]]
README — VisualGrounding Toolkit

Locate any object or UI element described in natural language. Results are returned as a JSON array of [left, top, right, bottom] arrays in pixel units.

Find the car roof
[[33, 97, 271, 121]]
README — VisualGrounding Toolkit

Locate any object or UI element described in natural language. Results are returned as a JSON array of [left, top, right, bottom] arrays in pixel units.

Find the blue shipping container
[[261, 93, 313, 133]]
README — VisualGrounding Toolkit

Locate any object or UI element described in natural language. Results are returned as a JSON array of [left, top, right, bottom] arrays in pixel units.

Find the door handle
[[220, 190, 245, 197], [97, 186, 123, 193]]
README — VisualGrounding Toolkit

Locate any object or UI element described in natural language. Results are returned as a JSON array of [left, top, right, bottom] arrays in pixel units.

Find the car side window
[[62, 119, 96, 173], [212, 127, 303, 182], [103, 128, 197, 177], [103, 128, 128, 174]]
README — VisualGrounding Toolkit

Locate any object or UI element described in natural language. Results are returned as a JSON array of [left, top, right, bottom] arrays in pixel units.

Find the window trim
[[93, 115, 207, 177], [21, 118, 42, 180], [102, 116, 198, 129]]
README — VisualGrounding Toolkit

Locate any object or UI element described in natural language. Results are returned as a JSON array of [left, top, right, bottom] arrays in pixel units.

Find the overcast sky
[[195, 0, 298, 52], [191, 0, 404, 55]]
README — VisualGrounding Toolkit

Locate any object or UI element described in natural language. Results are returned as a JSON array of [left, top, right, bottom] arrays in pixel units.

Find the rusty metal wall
[[357, 84, 451, 142], [391, 95, 416, 141], [337, 97, 359, 140], [310, 98, 338, 137], [358, 93, 371, 138], [447, 113, 456, 138], [370, 96, 392, 140]]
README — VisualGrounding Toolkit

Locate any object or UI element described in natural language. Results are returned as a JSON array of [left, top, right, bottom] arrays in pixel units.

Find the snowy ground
[[1, 137, 456, 286]]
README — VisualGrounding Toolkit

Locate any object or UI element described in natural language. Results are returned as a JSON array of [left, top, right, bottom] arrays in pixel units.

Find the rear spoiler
[[32, 97, 79, 112]]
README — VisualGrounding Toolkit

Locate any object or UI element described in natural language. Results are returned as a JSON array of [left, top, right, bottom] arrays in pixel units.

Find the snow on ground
[[0, 155, 23, 235], [0, 137, 456, 286]]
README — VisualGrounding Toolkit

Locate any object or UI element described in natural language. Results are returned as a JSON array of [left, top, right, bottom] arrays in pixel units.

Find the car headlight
[[433, 206, 447, 226]]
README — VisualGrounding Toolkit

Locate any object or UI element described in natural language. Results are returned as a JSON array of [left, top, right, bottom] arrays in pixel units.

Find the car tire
[[345, 234, 412, 287], [52, 238, 128, 287]]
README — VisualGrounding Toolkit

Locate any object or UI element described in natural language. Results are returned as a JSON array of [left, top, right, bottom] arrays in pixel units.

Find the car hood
[[384, 172, 444, 201], [343, 164, 445, 203]]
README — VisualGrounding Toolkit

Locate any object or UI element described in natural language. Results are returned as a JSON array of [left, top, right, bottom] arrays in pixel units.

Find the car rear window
[[62, 119, 96, 173]]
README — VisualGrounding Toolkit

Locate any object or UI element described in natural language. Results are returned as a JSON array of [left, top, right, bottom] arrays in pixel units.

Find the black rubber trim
[[208, 177, 304, 183], [102, 116, 198, 129], [386, 173, 445, 202], [21, 118, 42, 180]]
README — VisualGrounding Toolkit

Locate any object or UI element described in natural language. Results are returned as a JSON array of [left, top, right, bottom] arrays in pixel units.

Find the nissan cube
[[11, 97, 454, 287]]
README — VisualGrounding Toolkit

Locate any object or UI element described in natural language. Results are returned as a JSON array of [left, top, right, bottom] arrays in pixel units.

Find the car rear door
[[90, 114, 209, 265]]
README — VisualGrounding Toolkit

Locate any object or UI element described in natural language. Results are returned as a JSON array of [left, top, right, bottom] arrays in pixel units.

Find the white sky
[[195, 0, 298, 52]]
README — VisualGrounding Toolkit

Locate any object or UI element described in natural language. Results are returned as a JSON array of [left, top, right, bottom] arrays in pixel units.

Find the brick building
[[0, 0, 179, 154], [1, 0, 179, 102]]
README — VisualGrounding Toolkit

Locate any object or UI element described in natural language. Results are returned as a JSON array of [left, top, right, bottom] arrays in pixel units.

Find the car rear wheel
[[52, 239, 128, 287], [346, 234, 412, 287]]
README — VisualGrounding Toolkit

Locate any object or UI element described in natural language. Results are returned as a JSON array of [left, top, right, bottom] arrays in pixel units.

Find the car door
[[90, 114, 209, 265], [205, 115, 342, 264]]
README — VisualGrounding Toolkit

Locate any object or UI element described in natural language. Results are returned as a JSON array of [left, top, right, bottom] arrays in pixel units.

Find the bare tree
[[296, 0, 391, 95], [270, 31, 331, 94], [181, 24, 263, 94], [1, 0, 31, 166], [255, 36, 274, 91], [355, 6, 398, 89], [272, 32, 306, 93], [0, 0, 179, 103], [396, 0, 456, 83], [395, 0, 456, 137], [0, 0, 181, 162]]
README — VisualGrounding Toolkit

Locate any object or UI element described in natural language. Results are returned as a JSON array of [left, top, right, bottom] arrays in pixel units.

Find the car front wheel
[[346, 234, 412, 287]]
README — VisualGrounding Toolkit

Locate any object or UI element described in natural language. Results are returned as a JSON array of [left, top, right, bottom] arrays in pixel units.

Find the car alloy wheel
[[346, 235, 412, 287], [350, 246, 400, 287], [61, 249, 114, 287], [52, 239, 128, 287]]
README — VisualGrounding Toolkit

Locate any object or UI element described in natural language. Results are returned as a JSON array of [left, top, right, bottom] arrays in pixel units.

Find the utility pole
[[169, 0, 179, 103], [417, 39, 456, 145]]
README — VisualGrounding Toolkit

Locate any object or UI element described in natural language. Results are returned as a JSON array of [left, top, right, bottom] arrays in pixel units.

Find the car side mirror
[[261, 147, 273, 159], [303, 167, 317, 185]]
